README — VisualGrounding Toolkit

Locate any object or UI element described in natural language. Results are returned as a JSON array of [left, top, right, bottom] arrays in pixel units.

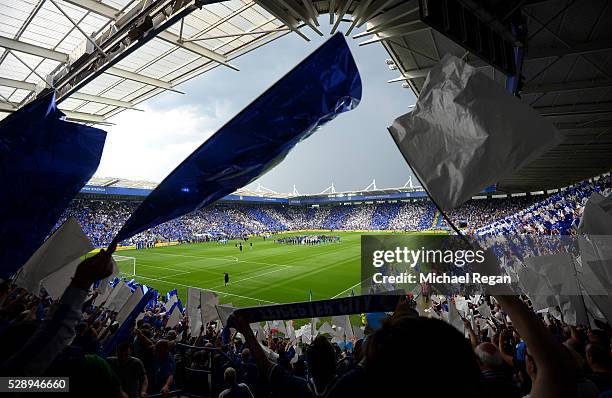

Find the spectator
[[219, 367, 254, 398], [475, 342, 521, 398], [150, 340, 175, 396], [586, 344, 612, 393], [107, 341, 149, 398]]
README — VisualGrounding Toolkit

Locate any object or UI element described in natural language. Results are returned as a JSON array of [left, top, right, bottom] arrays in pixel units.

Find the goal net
[[113, 255, 136, 277]]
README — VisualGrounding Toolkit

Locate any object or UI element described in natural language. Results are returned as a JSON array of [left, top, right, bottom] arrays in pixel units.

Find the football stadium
[[1, 0, 612, 397]]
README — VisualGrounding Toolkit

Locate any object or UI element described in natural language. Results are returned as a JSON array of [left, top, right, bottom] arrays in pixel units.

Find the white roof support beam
[[0, 102, 110, 125], [62, 0, 121, 18], [64, 0, 238, 70], [357, 0, 397, 28], [62, 110, 112, 125], [363, 0, 419, 34], [275, 0, 322, 35], [70, 92, 143, 110], [387, 68, 431, 82], [105, 67, 184, 93], [0, 36, 69, 63], [184, 28, 291, 41], [301, 0, 320, 26], [0, 77, 37, 91], [0, 101, 17, 112], [256, 0, 311, 41], [346, 0, 373, 35], [157, 31, 239, 71], [331, 0, 353, 34], [356, 22, 430, 45]]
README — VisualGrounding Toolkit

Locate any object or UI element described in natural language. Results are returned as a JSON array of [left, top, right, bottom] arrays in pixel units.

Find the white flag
[[201, 290, 220, 324], [332, 315, 353, 340], [447, 300, 465, 334], [286, 321, 296, 342], [477, 302, 492, 319], [187, 287, 202, 335], [251, 322, 265, 341], [454, 296, 469, 316], [105, 280, 132, 311], [525, 253, 579, 295], [166, 305, 182, 329], [215, 304, 236, 327], [42, 258, 118, 300], [16, 217, 93, 294], [579, 192, 612, 235], [94, 278, 116, 307], [317, 322, 334, 336], [116, 287, 144, 325], [301, 324, 313, 344], [271, 320, 287, 335], [388, 54, 561, 210]]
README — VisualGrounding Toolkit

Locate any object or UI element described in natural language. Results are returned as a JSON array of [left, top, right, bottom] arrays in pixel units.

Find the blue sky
[[97, 22, 417, 194]]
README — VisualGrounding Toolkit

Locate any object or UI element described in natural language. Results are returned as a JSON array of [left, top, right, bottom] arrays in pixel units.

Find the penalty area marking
[[210, 265, 292, 289], [153, 252, 291, 268], [152, 253, 239, 262]]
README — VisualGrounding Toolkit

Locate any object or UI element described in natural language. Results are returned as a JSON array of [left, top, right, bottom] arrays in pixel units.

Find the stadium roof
[[0, 0, 288, 124], [1, 0, 610, 193]]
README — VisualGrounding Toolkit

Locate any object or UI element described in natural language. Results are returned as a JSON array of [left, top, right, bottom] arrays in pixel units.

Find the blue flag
[[104, 289, 155, 356], [113, 33, 361, 244], [0, 92, 106, 279], [167, 288, 178, 301]]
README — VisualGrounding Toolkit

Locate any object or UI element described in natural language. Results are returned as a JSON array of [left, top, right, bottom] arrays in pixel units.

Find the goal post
[[113, 255, 136, 277]]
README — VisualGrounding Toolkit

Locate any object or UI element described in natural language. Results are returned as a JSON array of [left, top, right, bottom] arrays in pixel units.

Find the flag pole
[[310, 290, 314, 342], [386, 126, 471, 243]]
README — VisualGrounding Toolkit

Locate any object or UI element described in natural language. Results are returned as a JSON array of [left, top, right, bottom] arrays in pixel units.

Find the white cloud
[[95, 100, 233, 182]]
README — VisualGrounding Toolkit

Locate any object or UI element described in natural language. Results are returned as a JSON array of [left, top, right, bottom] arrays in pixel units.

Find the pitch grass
[[116, 231, 425, 308]]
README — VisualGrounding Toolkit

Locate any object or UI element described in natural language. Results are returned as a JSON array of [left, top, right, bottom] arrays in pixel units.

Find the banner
[[112, 32, 361, 244], [230, 294, 402, 324], [0, 92, 106, 278]]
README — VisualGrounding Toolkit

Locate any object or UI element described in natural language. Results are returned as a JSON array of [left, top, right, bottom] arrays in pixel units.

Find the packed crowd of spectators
[[52, 175, 611, 250], [3, 252, 611, 398], [476, 175, 612, 236], [2, 174, 610, 397]]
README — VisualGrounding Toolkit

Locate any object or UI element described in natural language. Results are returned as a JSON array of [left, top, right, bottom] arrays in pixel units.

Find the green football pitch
[[114, 231, 423, 307]]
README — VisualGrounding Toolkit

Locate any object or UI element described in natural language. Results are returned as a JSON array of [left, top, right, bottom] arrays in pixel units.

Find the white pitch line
[[210, 266, 291, 289], [330, 279, 365, 299], [129, 274, 278, 304], [153, 252, 292, 268], [153, 253, 239, 262], [157, 270, 199, 280]]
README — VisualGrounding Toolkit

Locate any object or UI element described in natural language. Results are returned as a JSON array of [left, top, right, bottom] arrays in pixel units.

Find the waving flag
[[15, 217, 92, 295], [104, 289, 155, 355], [112, 32, 361, 244], [388, 54, 561, 210], [0, 92, 107, 278]]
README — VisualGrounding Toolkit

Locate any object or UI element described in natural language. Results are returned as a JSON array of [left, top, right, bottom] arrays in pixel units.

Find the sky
[[95, 22, 417, 194]]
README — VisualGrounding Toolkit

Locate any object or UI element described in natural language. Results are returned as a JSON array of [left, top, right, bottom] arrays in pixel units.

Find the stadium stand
[[50, 174, 611, 249]]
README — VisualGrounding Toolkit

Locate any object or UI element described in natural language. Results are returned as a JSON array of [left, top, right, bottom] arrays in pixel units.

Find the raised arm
[[229, 313, 273, 376], [494, 294, 574, 398], [1, 248, 114, 375]]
